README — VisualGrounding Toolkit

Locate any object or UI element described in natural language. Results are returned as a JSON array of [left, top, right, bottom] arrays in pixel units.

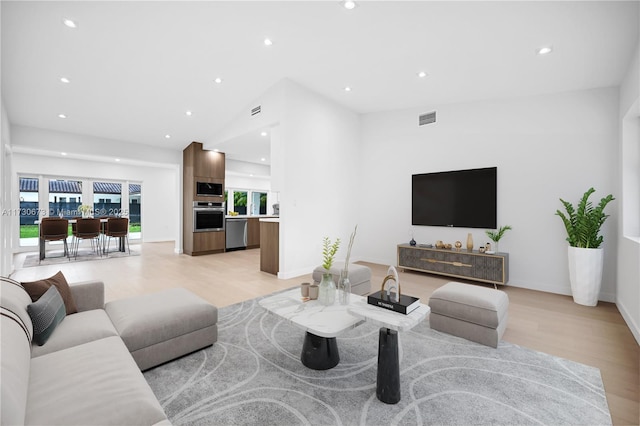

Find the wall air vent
[[251, 106, 261, 116], [419, 111, 436, 126]]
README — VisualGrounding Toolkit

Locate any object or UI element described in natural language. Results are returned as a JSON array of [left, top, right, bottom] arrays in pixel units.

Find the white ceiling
[[2, 1, 638, 165]]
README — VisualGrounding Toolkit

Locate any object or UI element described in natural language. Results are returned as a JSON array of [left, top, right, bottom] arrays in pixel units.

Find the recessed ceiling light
[[250, 174, 254, 177], [417, 71, 427, 78], [261, 158, 266, 162], [115, 158, 121, 162], [214, 77, 223, 84], [344, 86, 352, 92], [58, 114, 67, 119], [63, 19, 77, 29], [264, 38, 273, 46], [164, 134, 171, 139], [261, 131, 268, 137], [185, 111, 192, 116], [343, 1, 357, 10], [61, 152, 67, 156], [60, 77, 70, 83], [536, 46, 553, 55], [213, 149, 220, 152]]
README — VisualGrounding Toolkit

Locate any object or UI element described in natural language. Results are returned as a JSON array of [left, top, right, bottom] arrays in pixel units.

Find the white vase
[[567, 246, 604, 306]]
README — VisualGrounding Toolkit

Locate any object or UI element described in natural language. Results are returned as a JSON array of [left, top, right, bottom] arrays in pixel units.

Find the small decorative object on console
[[367, 266, 420, 315], [454, 241, 462, 250]]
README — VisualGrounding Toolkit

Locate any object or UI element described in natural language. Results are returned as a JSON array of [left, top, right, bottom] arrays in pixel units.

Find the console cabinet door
[[397, 244, 508, 285]]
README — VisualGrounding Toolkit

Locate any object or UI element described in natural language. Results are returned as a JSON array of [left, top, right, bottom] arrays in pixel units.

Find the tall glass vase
[[318, 272, 336, 306], [338, 270, 351, 305]]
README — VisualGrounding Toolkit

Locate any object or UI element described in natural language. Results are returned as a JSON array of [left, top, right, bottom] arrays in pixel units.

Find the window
[[19, 177, 39, 240], [129, 183, 141, 238], [233, 191, 248, 215], [93, 182, 122, 217], [49, 179, 82, 219], [251, 192, 268, 215]]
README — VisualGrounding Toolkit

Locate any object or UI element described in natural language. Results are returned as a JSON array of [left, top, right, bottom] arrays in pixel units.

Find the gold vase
[[466, 233, 474, 251]]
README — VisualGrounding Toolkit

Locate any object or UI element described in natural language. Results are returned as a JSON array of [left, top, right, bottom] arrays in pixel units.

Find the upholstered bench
[[428, 281, 509, 348], [312, 261, 372, 296], [105, 288, 218, 370]]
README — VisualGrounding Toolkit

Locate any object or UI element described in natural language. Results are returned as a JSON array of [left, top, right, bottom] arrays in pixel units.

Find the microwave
[[196, 181, 223, 197]]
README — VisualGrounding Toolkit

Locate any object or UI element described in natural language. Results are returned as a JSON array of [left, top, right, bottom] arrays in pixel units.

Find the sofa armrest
[[69, 280, 105, 312]]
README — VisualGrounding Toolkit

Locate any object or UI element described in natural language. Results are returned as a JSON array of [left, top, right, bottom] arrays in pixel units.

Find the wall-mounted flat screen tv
[[412, 167, 497, 229]]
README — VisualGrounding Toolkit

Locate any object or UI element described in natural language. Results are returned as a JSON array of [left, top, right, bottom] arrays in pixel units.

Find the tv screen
[[412, 167, 497, 229]]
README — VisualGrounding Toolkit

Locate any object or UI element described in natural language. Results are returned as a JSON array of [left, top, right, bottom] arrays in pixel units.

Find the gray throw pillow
[[27, 285, 66, 346]]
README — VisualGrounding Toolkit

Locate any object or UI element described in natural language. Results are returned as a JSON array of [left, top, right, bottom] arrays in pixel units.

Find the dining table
[[36, 217, 127, 260]]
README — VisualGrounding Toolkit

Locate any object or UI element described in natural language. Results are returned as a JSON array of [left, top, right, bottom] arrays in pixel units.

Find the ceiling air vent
[[251, 106, 261, 116], [419, 111, 436, 126]]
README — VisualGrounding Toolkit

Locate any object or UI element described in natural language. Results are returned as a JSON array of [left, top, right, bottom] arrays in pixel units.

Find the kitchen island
[[259, 218, 279, 275]]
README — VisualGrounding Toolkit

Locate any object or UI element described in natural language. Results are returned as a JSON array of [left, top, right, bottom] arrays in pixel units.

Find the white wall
[[277, 81, 361, 278], [211, 79, 361, 278], [359, 87, 619, 300], [617, 37, 640, 344], [1, 100, 14, 275], [10, 126, 181, 251]]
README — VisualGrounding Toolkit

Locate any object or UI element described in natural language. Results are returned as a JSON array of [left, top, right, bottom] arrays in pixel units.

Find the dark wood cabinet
[[260, 220, 279, 275], [183, 142, 226, 255], [397, 244, 509, 285], [247, 218, 260, 249]]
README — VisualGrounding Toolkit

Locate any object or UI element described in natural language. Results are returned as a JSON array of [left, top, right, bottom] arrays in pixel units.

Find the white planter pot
[[567, 246, 604, 306]]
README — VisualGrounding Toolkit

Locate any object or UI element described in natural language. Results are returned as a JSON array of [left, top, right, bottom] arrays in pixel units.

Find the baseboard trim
[[617, 298, 640, 345]]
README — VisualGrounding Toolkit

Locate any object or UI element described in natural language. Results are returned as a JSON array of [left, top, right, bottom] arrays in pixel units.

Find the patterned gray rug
[[144, 293, 611, 426], [21, 246, 139, 268]]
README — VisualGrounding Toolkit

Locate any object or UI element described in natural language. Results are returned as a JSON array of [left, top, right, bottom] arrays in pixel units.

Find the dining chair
[[72, 218, 102, 259], [104, 217, 130, 256], [39, 217, 70, 263]]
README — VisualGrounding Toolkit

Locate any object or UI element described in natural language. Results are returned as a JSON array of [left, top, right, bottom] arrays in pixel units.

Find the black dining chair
[[39, 217, 70, 263], [104, 217, 130, 256], [72, 218, 102, 259]]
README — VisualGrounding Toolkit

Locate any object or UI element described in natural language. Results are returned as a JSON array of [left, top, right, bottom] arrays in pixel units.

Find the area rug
[[21, 246, 139, 268], [144, 293, 611, 426]]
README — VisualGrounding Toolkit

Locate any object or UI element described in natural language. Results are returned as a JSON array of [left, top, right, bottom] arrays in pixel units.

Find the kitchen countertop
[[225, 215, 279, 219], [259, 218, 280, 223]]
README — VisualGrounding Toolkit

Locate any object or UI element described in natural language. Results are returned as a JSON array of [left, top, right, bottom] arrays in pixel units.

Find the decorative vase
[[82, 211, 89, 219], [338, 270, 351, 305], [466, 233, 473, 251], [318, 272, 336, 306], [567, 246, 603, 306]]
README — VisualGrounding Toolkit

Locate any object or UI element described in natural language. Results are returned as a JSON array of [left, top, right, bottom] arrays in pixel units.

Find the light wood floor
[[11, 241, 640, 425]]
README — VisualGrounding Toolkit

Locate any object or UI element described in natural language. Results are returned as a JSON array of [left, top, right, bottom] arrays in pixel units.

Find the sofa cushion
[[1, 278, 34, 342], [31, 309, 119, 358], [1, 315, 32, 425], [27, 286, 66, 346], [26, 336, 168, 426], [22, 271, 78, 315]]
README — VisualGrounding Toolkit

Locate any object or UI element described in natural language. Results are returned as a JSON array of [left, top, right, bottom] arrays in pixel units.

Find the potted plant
[[556, 187, 614, 306], [485, 225, 512, 253], [318, 236, 340, 306]]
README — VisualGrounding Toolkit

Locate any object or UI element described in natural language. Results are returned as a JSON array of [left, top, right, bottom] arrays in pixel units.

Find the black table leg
[[301, 332, 340, 370], [377, 327, 401, 404]]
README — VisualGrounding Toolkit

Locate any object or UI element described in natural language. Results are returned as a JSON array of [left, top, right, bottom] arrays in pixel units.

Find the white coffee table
[[348, 299, 430, 404], [259, 288, 365, 370]]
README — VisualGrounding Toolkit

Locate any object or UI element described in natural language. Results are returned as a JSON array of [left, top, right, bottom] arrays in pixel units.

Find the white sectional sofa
[[1, 277, 218, 425]]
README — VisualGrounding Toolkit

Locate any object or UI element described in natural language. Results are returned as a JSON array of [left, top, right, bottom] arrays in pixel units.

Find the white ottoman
[[312, 261, 372, 295], [105, 288, 218, 370], [428, 282, 509, 348]]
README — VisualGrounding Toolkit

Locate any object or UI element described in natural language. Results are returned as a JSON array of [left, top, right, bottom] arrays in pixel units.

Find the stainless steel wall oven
[[193, 201, 225, 232]]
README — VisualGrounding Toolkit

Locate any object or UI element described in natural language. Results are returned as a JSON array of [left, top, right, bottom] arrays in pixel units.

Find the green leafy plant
[[555, 187, 615, 248], [322, 236, 341, 271], [485, 225, 512, 243]]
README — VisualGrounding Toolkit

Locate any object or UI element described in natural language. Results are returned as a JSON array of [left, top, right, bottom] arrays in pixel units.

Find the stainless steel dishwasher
[[225, 218, 247, 250]]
